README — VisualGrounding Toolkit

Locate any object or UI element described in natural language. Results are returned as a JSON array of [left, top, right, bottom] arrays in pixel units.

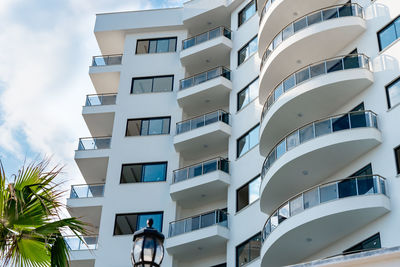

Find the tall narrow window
[[236, 233, 261, 267], [131, 75, 174, 94], [113, 212, 163, 235], [120, 162, 167, 183], [237, 175, 261, 212], [238, 0, 256, 27], [126, 117, 170, 136], [238, 36, 258, 66], [237, 124, 260, 158], [237, 77, 259, 111], [377, 16, 400, 51], [386, 77, 400, 109], [136, 37, 177, 54], [395, 145, 400, 175]]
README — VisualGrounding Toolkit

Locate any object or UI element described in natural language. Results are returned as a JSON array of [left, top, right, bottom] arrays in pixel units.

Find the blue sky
[[0, 0, 183, 184]]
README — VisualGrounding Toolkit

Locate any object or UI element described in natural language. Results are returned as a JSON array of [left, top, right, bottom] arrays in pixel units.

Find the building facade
[[66, 0, 400, 266]]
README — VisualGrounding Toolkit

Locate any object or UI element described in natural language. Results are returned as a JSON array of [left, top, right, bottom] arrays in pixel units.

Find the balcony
[[165, 209, 229, 260], [259, 54, 373, 155], [177, 67, 232, 116], [89, 55, 122, 94], [259, 111, 382, 214], [83, 94, 116, 137], [259, 3, 366, 104], [66, 236, 98, 262], [174, 110, 231, 159], [74, 137, 111, 184], [180, 27, 232, 73], [170, 157, 230, 207], [260, 176, 390, 267]]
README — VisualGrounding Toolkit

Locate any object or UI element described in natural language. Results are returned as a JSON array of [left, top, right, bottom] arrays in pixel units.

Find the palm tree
[[0, 160, 88, 267]]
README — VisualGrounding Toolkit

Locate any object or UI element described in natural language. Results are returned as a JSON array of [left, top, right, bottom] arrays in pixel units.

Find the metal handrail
[[175, 110, 231, 135], [78, 137, 111, 150], [261, 110, 379, 180], [92, 54, 123, 66], [179, 66, 231, 90], [261, 175, 387, 243], [182, 26, 232, 50], [85, 93, 117, 106], [260, 3, 364, 70], [260, 54, 371, 122], [69, 184, 105, 199]]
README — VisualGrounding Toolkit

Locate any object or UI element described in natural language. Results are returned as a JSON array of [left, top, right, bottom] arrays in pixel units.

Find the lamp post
[[131, 218, 165, 267]]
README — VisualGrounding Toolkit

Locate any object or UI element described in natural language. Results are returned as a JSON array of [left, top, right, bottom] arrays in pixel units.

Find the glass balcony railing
[[179, 66, 231, 90], [260, 3, 363, 70], [261, 175, 387, 243], [261, 111, 378, 180], [259, 0, 276, 24], [172, 157, 229, 184], [92, 54, 122, 66], [168, 209, 228, 237], [65, 236, 98, 250], [85, 93, 117, 106], [69, 184, 105, 199], [78, 137, 111, 150], [261, 54, 371, 122], [182, 27, 232, 50], [176, 110, 230, 135]]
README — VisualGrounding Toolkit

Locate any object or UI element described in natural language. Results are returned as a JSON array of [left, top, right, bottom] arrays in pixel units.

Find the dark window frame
[[131, 75, 174, 94], [237, 124, 260, 158], [377, 15, 400, 51], [125, 116, 171, 137], [395, 145, 400, 174], [238, 0, 256, 27], [238, 35, 258, 66], [236, 174, 261, 212], [236, 232, 262, 267], [113, 211, 164, 236], [135, 37, 178, 54], [120, 162, 168, 184], [385, 76, 400, 109], [343, 233, 381, 254], [237, 76, 259, 111]]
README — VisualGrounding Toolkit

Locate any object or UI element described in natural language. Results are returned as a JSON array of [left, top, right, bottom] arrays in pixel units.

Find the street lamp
[[131, 218, 165, 267]]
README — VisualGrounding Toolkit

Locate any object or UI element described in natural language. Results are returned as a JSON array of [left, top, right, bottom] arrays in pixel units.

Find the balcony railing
[[92, 54, 122, 66], [261, 54, 370, 122], [179, 66, 231, 90], [168, 209, 228, 237], [261, 111, 378, 180], [85, 93, 117, 106], [182, 27, 232, 50], [176, 110, 230, 135], [260, 3, 363, 70], [78, 137, 111, 150], [172, 157, 229, 184], [69, 184, 105, 199], [259, 0, 277, 24], [65, 235, 98, 250], [261, 175, 387, 243]]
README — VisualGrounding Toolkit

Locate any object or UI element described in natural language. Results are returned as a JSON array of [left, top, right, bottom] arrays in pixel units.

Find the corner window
[[237, 124, 260, 158], [238, 0, 256, 27], [131, 76, 174, 94], [126, 117, 171, 136], [395, 145, 400, 175], [236, 233, 261, 267], [113, 212, 163, 235], [237, 175, 261, 212], [136, 37, 177, 54], [120, 162, 167, 183], [238, 36, 258, 65], [343, 233, 381, 254], [386, 77, 400, 109], [237, 77, 259, 111], [378, 16, 400, 51]]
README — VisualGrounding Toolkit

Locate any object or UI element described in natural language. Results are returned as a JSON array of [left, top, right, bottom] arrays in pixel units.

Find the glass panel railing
[[168, 209, 228, 237], [261, 175, 387, 243], [70, 184, 105, 199], [182, 27, 232, 50], [261, 54, 370, 122], [65, 236, 98, 250], [176, 110, 231, 135], [85, 94, 117, 106], [92, 54, 122, 66], [172, 157, 229, 183], [179, 67, 231, 90], [261, 111, 378, 180], [259, 0, 276, 25], [260, 3, 364, 70], [78, 137, 111, 150]]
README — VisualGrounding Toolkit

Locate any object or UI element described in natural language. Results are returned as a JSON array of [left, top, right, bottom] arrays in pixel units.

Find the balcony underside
[[260, 128, 382, 214], [259, 16, 366, 104], [259, 68, 374, 156], [83, 107, 115, 137], [74, 153, 109, 184], [67, 199, 102, 230], [89, 66, 120, 94], [261, 194, 390, 267]]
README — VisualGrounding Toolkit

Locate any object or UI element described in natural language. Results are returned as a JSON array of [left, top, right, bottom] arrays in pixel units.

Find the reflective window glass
[[157, 39, 169, 53], [315, 119, 331, 137], [136, 37, 177, 54], [236, 233, 261, 267], [114, 212, 163, 235], [237, 78, 259, 111], [378, 23, 397, 50], [143, 163, 167, 182], [132, 76, 173, 94], [299, 124, 314, 143], [237, 125, 259, 158], [290, 195, 303, 216], [237, 176, 261, 212], [320, 183, 337, 203], [343, 233, 381, 254], [136, 40, 149, 54], [153, 76, 173, 92], [304, 188, 319, 209], [386, 77, 400, 109], [332, 114, 350, 131], [121, 163, 167, 183], [132, 78, 153, 94], [238, 0, 256, 27], [338, 179, 357, 198], [238, 36, 258, 65], [126, 117, 170, 136]]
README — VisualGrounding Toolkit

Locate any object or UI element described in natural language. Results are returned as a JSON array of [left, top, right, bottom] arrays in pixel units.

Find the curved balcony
[[89, 55, 121, 94], [83, 93, 116, 137], [259, 111, 382, 214], [260, 176, 390, 267], [259, 3, 366, 104], [259, 54, 373, 155]]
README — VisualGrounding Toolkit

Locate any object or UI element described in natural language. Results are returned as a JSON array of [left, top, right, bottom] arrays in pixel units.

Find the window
[[237, 77, 259, 111], [236, 233, 261, 267], [114, 212, 163, 235], [237, 175, 261, 212], [136, 37, 177, 54], [238, 0, 256, 27], [378, 16, 400, 51], [386, 77, 400, 109], [238, 36, 258, 66], [126, 117, 170, 136], [131, 75, 174, 94], [343, 233, 381, 254], [237, 124, 260, 158], [120, 162, 167, 183], [395, 145, 400, 175]]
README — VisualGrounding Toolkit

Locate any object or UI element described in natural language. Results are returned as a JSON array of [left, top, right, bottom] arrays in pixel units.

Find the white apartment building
[[65, 0, 400, 266]]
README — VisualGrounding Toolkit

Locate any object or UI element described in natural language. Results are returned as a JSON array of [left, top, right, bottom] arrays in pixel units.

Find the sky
[[0, 0, 183, 188]]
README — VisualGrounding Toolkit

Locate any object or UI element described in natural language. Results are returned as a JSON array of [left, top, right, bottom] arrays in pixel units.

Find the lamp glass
[[133, 237, 144, 263], [143, 237, 155, 262]]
